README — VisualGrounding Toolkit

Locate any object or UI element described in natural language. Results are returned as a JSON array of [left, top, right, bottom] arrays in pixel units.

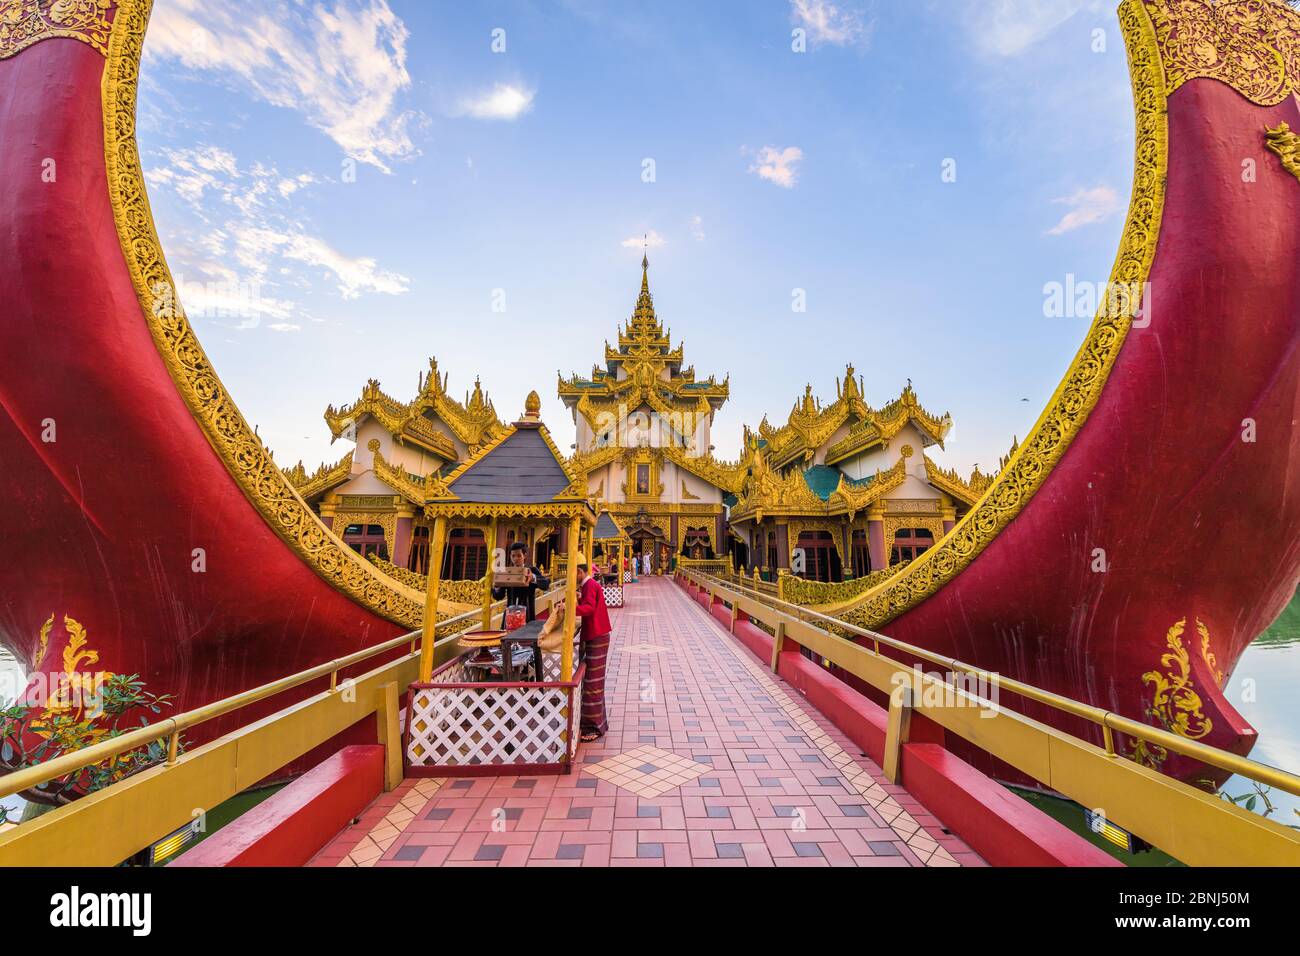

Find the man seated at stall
[[491, 541, 550, 626]]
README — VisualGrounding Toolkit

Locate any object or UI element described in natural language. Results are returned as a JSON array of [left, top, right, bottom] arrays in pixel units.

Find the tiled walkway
[[310, 576, 982, 867]]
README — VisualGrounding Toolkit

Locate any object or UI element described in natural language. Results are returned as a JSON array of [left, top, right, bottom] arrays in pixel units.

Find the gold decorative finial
[[524, 390, 541, 420]]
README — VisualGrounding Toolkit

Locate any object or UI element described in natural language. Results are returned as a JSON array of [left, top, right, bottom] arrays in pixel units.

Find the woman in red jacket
[[572, 555, 612, 742]]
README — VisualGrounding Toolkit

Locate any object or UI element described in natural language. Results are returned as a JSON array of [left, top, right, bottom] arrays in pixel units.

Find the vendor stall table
[[407, 394, 598, 776]]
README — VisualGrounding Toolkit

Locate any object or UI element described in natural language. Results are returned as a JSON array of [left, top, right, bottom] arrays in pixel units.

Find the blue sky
[[137, 0, 1132, 473]]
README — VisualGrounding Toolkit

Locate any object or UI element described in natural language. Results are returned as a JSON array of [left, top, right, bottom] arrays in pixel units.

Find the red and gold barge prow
[[0, 0, 1297, 815]]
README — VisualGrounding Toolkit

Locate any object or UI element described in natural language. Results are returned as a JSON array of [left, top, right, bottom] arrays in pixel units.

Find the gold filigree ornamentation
[[364, 554, 486, 606], [1142, 618, 1213, 742], [1143, 0, 1300, 106], [101, 0, 424, 628], [837, 0, 1169, 631], [558, 256, 730, 426], [369, 446, 427, 507], [0, 0, 113, 60], [1265, 121, 1300, 182]]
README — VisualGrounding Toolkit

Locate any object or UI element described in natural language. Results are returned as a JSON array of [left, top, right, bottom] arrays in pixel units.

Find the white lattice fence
[[603, 583, 624, 608], [623, 570, 633, 583], [407, 683, 573, 769]]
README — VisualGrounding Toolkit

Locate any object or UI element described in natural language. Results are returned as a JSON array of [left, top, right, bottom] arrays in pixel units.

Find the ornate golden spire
[[630, 251, 659, 335]]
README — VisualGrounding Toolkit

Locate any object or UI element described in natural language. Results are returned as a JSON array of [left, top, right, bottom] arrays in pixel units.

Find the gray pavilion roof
[[446, 426, 573, 503], [594, 512, 623, 539]]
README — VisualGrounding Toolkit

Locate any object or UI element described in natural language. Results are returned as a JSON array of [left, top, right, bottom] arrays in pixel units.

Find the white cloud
[[1046, 185, 1121, 235], [690, 215, 705, 242], [748, 146, 804, 189], [957, 0, 1091, 58], [238, 228, 410, 299], [622, 230, 667, 249], [146, 143, 409, 327], [790, 0, 873, 48], [144, 0, 418, 172], [454, 83, 536, 121]]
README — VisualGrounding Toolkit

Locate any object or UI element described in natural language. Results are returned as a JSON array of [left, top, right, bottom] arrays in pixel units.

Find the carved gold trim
[[0, 0, 113, 60], [284, 451, 353, 501], [780, 564, 905, 608], [836, 0, 1168, 629], [922, 454, 995, 509], [425, 501, 596, 522], [101, 0, 423, 628], [364, 554, 486, 606], [369, 444, 427, 507]]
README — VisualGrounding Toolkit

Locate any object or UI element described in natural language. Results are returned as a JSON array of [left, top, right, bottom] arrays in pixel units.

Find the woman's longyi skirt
[[580, 632, 610, 737]]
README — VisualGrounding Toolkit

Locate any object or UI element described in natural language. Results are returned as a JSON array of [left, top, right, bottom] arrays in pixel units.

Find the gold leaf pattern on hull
[[1142, 618, 1214, 742], [0, 0, 112, 60], [1144, 0, 1300, 106]]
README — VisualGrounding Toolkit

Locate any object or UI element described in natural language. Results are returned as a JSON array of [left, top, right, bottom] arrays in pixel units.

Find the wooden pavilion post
[[419, 515, 448, 682], [481, 515, 498, 631], [562, 513, 581, 681]]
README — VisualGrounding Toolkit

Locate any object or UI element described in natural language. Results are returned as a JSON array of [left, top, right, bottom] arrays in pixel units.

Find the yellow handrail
[[690, 569, 1300, 797], [0, 588, 561, 803], [681, 569, 1300, 865]]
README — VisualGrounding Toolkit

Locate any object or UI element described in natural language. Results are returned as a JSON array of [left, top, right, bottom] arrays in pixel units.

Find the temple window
[[408, 525, 430, 575], [343, 524, 389, 562], [890, 528, 935, 565], [796, 531, 841, 583], [851, 529, 871, 576], [441, 528, 487, 581]]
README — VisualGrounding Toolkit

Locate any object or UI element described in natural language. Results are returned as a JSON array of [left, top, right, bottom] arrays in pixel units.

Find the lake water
[[1223, 593, 1300, 827], [0, 645, 24, 822]]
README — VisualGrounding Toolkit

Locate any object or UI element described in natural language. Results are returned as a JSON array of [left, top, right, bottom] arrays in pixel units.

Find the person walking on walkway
[[571, 554, 611, 742]]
